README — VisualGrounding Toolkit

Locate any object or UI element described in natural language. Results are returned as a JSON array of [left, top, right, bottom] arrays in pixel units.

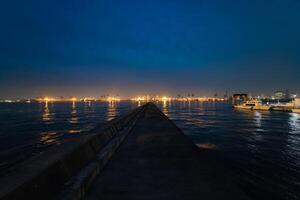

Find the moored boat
[[292, 108, 300, 114], [233, 99, 271, 111]]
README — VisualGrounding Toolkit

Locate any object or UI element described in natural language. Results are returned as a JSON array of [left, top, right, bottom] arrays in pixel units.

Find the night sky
[[1, 0, 300, 98]]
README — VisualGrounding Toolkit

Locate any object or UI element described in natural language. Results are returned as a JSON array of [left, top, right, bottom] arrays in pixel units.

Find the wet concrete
[[86, 103, 250, 200]]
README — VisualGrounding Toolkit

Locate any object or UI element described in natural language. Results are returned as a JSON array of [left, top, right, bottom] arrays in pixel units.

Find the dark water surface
[[0, 101, 299, 199], [156, 101, 300, 200], [0, 101, 138, 173]]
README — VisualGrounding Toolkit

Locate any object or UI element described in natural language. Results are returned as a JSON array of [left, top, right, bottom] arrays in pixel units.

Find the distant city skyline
[[0, 89, 298, 100], [1, 0, 300, 98]]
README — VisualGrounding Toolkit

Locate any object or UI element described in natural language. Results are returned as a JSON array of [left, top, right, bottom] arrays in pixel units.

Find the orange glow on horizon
[[34, 94, 227, 103]]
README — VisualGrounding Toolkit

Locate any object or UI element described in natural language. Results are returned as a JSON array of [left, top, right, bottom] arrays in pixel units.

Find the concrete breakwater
[[0, 103, 250, 200], [85, 103, 250, 200], [0, 104, 146, 200]]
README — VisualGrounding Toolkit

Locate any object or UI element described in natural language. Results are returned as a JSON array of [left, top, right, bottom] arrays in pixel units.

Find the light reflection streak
[[252, 111, 263, 143], [107, 101, 117, 121], [68, 129, 81, 134], [162, 100, 169, 116], [69, 101, 78, 124], [289, 113, 300, 134], [42, 101, 53, 123], [287, 112, 300, 168], [254, 111, 262, 128], [40, 131, 60, 145], [196, 143, 218, 150], [84, 100, 95, 114]]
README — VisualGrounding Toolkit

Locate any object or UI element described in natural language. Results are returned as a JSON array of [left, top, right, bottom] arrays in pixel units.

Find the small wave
[[196, 143, 218, 150]]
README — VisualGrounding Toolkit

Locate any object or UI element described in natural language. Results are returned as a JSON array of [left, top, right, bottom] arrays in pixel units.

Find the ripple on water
[[0, 101, 137, 173], [155, 101, 300, 200]]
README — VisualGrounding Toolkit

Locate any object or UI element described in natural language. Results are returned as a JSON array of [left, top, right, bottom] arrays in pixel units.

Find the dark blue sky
[[1, 0, 300, 98]]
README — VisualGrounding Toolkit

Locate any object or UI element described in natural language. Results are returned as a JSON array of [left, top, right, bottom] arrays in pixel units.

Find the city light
[[106, 96, 121, 103], [131, 96, 151, 102], [82, 97, 97, 102], [0, 96, 227, 103], [161, 96, 171, 101]]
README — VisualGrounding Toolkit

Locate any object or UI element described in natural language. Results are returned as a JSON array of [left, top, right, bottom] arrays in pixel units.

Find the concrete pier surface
[[86, 103, 250, 200]]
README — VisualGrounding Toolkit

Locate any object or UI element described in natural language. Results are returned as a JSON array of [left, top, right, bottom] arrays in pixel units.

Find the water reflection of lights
[[254, 111, 262, 128], [287, 112, 300, 163], [84, 100, 95, 114], [107, 101, 117, 121], [196, 143, 218, 150], [42, 101, 53, 123], [252, 111, 263, 142], [40, 131, 60, 145], [288, 113, 300, 133], [72, 100, 76, 109], [68, 129, 82, 134], [162, 100, 169, 116], [69, 101, 79, 124]]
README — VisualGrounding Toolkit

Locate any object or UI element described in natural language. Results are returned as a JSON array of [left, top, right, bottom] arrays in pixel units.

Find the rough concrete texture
[[86, 103, 250, 200]]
